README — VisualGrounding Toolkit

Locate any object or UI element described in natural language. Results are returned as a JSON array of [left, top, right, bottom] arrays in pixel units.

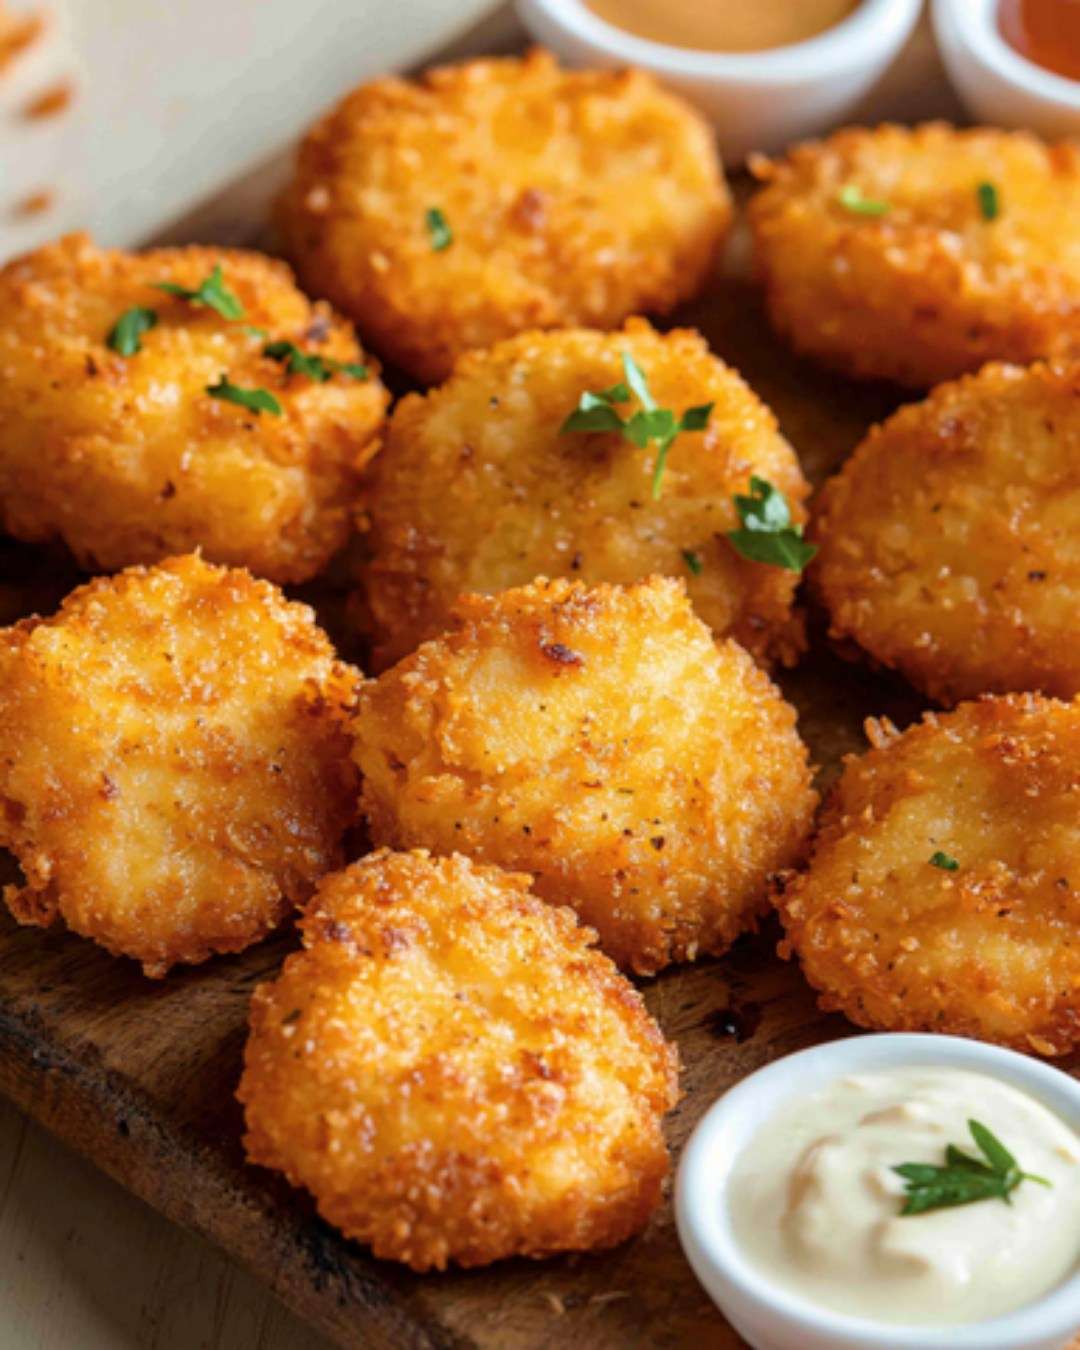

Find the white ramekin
[[515, 0, 922, 162], [675, 1033, 1080, 1350], [933, 0, 1080, 139]]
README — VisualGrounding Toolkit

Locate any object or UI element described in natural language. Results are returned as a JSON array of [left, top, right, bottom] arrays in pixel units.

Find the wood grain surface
[[0, 218, 1077, 1350]]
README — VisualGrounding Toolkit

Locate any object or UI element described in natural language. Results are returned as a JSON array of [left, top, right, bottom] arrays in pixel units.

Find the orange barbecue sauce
[[584, 0, 860, 53], [1000, 0, 1080, 81]]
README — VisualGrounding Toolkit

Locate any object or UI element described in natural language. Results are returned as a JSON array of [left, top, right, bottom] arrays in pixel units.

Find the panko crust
[[354, 576, 817, 975], [777, 695, 1080, 1056], [237, 849, 679, 1270], [0, 233, 388, 582], [0, 554, 360, 976], [359, 320, 810, 670], [749, 124, 1080, 387], [813, 360, 1080, 704], [279, 49, 730, 383]]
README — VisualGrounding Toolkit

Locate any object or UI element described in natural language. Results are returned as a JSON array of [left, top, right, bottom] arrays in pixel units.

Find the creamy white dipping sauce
[[728, 1068, 1080, 1326]]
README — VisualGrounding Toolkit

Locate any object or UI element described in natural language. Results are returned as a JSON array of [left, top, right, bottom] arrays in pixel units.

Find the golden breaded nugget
[[0, 234, 387, 582], [360, 320, 810, 670], [354, 576, 817, 975], [0, 555, 359, 976], [777, 695, 1080, 1055], [750, 124, 1080, 387], [813, 361, 1080, 704], [280, 50, 729, 383], [238, 849, 679, 1270]]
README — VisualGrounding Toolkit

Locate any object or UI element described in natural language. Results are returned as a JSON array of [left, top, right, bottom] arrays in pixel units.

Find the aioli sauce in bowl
[[583, 0, 861, 53], [727, 1067, 1080, 1326]]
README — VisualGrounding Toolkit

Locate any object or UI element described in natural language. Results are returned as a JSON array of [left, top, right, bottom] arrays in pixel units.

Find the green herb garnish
[[930, 850, 959, 871], [106, 306, 157, 356], [560, 352, 713, 500], [977, 181, 1000, 221], [726, 476, 816, 572], [155, 264, 245, 320], [206, 375, 281, 416], [682, 549, 704, 576], [894, 1118, 1050, 1216], [838, 184, 890, 216], [263, 340, 368, 383], [426, 207, 453, 252]]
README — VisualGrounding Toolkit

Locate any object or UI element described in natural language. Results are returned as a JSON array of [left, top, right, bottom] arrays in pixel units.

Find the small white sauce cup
[[514, 0, 922, 162], [933, 0, 1080, 139], [675, 1033, 1080, 1350]]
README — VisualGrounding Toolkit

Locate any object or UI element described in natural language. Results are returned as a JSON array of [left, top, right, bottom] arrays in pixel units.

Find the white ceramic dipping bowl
[[934, 0, 1080, 140], [515, 0, 922, 162], [675, 1033, 1080, 1350]]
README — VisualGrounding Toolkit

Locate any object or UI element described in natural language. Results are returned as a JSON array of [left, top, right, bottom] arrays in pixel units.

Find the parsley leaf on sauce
[[895, 1119, 1050, 1216]]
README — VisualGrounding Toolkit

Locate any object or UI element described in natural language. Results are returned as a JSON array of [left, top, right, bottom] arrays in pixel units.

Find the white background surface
[[1, 0, 506, 262]]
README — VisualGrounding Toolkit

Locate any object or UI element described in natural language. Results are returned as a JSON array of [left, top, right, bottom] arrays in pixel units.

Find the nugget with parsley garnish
[[0, 234, 387, 582]]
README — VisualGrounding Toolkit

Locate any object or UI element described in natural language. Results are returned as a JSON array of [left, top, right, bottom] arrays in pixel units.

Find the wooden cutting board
[[1, 246, 1075, 1348]]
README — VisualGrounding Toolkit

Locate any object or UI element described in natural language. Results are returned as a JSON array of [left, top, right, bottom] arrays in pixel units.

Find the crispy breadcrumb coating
[[0, 234, 388, 582], [0, 555, 359, 976], [238, 849, 679, 1270], [279, 49, 730, 383], [813, 360, 1080, 704], [354, 576, 817, 975], [777, 695, 1080, 1055], [359, 320, 810, 670], [750, 124, 1080, 387]]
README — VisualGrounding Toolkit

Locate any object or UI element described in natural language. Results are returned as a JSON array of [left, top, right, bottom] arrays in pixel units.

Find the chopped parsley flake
[[206, 375, 281, 416], [263, 340, 368, 382], [726, 476, 816, 572], [682, 549, 704, 576], [106, 306, 157, 356], [977, 181, 1000, 221], [930, 850, 959, 871], [560, 351, 713, 499], [426, 207, 453, 251], [837, 184, 890, 216], [155, 264, 245, 320]]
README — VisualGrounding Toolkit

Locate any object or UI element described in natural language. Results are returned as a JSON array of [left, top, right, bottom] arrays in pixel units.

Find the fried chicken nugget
[[749, 124, 1080, 387], [354, 576, 817, 975], [238, 849, 679, 1269], [279, 49, 729, 383], [777, 695, 1080, 1056], [813, 360, 1080, 704], [0, 234, 388, 582], [360, 320, 810, 670], [0, 554, 359, 976]]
